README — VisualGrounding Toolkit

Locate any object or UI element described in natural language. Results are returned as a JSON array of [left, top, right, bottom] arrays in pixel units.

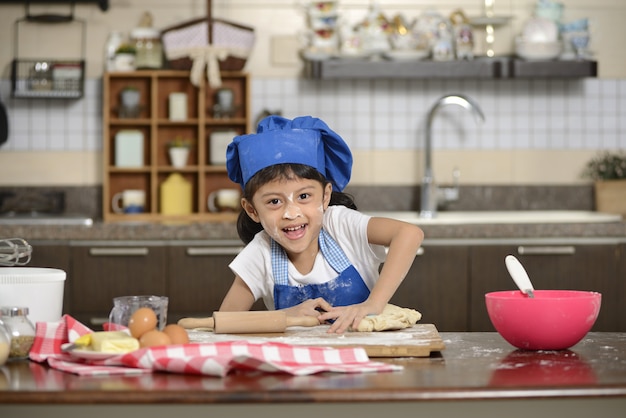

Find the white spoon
[[505, 255, 535, 298]]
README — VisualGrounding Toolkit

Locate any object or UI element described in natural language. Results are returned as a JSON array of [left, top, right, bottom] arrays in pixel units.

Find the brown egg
[[139, 330, 172, 348], [163, 324, 190, 345], [128, 307, 158, 339]]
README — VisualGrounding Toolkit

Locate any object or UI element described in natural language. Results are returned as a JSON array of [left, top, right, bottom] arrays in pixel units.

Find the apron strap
[[318, 228, 352, 273], [270, 238, 289, 286]]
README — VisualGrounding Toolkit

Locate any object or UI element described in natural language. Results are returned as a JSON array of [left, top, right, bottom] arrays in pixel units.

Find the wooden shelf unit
[[103, 70, 250, 223]]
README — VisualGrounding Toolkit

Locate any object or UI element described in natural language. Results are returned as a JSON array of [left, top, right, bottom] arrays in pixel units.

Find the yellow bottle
[[160, 173, 192, 215]]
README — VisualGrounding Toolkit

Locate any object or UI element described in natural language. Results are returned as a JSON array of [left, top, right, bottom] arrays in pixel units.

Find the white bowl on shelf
[[515, 39, 562, 61], [522, 17, 559, 43]]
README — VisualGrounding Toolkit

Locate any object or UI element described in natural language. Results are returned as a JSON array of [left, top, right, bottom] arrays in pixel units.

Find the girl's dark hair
[[236, 163, 356, 244]]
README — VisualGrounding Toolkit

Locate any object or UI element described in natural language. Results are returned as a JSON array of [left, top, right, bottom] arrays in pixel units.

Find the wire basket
[[12, 59, 85, 99], [11, 15, 85, 99]]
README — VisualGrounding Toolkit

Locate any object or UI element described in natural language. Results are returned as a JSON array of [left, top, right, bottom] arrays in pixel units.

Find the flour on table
[[355, 304, 422, 332]]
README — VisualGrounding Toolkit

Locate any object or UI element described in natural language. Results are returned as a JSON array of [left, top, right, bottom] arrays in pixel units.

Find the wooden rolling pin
[[177, 310, 321, 334]]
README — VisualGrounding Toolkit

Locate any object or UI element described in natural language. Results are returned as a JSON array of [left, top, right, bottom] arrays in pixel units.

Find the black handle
[[0, 101, 7, 147], [26, 13, 74, 23]]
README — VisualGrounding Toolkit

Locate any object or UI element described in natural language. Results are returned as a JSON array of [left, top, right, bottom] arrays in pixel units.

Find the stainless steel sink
[[364, 211, 622, 225], [0, 213, 93, 226]]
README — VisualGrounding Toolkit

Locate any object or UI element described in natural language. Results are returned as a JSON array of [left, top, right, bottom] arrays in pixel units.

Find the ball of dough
[[356, 304, 422, 332]]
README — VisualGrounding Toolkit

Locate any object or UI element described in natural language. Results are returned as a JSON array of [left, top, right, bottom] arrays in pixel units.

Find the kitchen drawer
[[390, 245, 470, 332], [167, 243, 264, 322], [469, 243, 619, 331], [70, 243, 167, 328]]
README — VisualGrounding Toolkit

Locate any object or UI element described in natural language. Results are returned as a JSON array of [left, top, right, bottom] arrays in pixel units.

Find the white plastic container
[[0, 268, 66, 324]]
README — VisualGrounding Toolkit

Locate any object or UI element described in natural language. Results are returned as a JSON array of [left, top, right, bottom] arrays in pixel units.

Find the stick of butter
[[90, 331, 140, 353]]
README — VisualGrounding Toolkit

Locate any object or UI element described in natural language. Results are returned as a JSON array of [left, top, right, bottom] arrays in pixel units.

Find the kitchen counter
[[2, 215, 626, 242], [1, 332, 625, 417]]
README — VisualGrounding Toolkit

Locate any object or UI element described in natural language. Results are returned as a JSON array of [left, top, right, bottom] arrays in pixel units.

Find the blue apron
[[271, 228, 370, 310]]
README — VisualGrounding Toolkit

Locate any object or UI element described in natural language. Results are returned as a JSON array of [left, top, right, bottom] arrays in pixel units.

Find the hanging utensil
[[0, 238, 33, 266], [0, 98, 8, 147]]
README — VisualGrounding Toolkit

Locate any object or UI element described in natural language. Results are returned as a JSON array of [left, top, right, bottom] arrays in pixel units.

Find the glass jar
[[0, 307, 36, 360], [0, 317, 11, 366], [105, 30, 125, 72], [131, 28, 163, 69]]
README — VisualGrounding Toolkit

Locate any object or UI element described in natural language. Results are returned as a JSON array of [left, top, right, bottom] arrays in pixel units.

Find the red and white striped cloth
[[29, 315, 402, 377]]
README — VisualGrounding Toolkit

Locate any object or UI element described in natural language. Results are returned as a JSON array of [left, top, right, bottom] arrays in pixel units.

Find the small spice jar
[[131, 27, 163, 69], [0, 307, 36, 360], [0, 316, 11, 366]]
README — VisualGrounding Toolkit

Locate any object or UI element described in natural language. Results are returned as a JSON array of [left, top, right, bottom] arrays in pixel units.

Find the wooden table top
[[1, 332, 625, 405]]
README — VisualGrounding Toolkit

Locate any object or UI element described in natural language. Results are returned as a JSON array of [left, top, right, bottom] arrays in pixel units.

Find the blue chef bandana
[[226, 115, 352, 191]]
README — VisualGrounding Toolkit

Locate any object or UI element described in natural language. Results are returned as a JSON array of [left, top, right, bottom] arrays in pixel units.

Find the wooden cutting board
[[188, 323, 445, 357]]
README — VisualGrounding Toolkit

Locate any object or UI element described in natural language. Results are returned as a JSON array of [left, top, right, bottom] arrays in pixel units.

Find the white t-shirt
[[229, 205, 387, 310]]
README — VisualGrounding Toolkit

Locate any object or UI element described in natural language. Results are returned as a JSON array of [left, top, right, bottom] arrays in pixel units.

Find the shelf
[[303, 56, 597, 80], [508, 59, 598, 78], [103, 70, 250, 223], [104, 212, 239, 224]]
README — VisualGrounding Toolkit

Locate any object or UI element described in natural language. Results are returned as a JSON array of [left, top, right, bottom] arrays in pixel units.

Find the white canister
[[0, 268, 66, 324], [115, 130, 144, 167], [210, 130, 237, 165], [169, 93, 188, 121]]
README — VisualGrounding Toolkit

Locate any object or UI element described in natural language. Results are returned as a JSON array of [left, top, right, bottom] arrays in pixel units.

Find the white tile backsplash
[[1, 77, 625, 153]]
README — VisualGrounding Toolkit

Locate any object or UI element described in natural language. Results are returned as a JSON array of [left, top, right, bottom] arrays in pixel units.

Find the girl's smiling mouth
[[283, 223, 307, 239]]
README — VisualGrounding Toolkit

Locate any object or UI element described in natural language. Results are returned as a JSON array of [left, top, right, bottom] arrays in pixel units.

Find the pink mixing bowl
[[485, 290, 601, 350]]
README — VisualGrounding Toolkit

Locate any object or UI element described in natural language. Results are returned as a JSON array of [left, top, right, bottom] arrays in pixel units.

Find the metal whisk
[[0, 238, 32, 266]]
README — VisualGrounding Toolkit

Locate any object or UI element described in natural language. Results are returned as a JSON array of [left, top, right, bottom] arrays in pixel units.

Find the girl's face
[[242, 176, 332, 259]]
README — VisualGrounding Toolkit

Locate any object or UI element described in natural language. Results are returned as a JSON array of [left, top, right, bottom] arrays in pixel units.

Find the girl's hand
[[318, 301, 385, 334], [282, 297, 334, 320]]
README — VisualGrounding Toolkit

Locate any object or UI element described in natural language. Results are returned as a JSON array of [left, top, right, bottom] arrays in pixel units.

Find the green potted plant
[[114, 43, 136, 71], [582, 150, 626, 217], [167, 136, 193, 168]]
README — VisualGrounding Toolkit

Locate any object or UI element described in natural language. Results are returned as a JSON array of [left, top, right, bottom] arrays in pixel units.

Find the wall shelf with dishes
[[301, 3, 597, 81], [302, 57, 597, 80], [102, 70, 250, 223]]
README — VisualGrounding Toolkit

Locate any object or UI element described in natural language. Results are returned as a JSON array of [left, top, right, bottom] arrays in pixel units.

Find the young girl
[[220, 115, 424, 333]]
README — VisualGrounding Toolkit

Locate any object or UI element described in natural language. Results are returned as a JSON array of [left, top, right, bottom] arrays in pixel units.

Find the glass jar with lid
[[131, 27, 163, 69], [0, 307, 36, 360]]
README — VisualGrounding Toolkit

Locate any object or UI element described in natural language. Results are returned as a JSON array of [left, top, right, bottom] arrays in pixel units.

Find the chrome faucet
[[420, 94, 485, 218]]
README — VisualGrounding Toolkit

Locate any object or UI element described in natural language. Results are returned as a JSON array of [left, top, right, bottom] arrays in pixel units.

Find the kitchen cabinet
[[167, 241, 265, 322], [69, 242, 167, 328], [390, 245, 470, 331], [468, 242, 620, 332], [303, 58, 598, 80], [34, 237, 623, 332], [102, 70, 250, 223], [396, 240, 620, 332]]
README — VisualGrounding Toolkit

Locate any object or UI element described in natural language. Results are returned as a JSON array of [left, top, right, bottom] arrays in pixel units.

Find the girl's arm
[[367, 217, 424, 310], [219, 276, 256, 311], [319, 217, 424, 333]]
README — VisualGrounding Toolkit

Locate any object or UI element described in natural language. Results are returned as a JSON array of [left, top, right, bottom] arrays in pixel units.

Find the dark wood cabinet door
[[469, 243, 619, 331], [390, 245, 470, 332], [167, 244, 265, 322], [70, 244, 167, 328]]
